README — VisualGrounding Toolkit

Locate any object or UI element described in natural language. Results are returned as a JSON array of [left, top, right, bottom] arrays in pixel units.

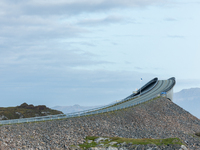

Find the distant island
[[0, 103, 63, 120]]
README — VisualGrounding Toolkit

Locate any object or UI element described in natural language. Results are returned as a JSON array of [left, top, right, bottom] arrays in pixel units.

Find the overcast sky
[[0, 0, 200, 107]]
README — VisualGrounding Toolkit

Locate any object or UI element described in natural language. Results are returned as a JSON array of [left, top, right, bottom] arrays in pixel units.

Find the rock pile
[[0, 98, 200, 149]]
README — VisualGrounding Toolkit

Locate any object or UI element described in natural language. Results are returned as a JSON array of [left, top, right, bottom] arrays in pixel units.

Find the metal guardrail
[[0, 95, 160, 125], [0, 77, 175, 125]]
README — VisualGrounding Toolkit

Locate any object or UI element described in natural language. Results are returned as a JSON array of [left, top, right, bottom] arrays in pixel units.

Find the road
[[0, 77, 176, 125]]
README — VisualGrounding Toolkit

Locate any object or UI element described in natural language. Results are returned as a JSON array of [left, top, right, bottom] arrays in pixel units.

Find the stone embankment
[[0, 98, 200, 149]]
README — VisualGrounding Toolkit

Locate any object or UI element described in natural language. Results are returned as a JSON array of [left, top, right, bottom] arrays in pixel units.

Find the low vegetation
[[0, 103, 63, 120], [79, 136, 184, 149]]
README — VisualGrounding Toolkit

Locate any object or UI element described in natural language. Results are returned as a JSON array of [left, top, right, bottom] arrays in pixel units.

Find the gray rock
[[119, 142, 126, 146], [179, 145, 188, 150], [88, 147, 106, 150], [106, 146, 118, 150], [95, 137, 109, 143], [109, 142, 117, 145], [88, 140, 93, 143], [98, 143, 104, 147], [119, 147, 128, 150]]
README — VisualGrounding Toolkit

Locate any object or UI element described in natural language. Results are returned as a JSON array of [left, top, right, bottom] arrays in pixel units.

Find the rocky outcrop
[[0, 103, 63, 120], [0, 98, 200, 149], [18, 103, 47, 110]]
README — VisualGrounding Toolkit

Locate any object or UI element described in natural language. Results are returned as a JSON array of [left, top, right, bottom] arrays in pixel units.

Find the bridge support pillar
[[166, 88, 174, 101]]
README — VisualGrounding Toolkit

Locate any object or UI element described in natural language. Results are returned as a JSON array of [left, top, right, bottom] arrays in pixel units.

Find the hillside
[[0, 103, 63, 120], [1, 98, 200, 149], [174, 88, 200, 118]]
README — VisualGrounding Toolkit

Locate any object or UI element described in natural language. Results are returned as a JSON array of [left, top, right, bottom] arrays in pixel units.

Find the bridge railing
[[0, 77, 175, 125], [0, 95, 159, 125]]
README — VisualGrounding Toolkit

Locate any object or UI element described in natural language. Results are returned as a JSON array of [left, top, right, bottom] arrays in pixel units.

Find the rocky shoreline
[[1, 98, 200, 149]]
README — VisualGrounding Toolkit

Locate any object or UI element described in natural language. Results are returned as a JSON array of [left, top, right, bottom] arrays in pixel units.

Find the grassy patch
[[79, 136, 184, 149]]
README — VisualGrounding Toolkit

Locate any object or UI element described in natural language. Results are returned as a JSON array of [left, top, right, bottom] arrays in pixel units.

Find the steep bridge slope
[[0, 77, 176, 125]]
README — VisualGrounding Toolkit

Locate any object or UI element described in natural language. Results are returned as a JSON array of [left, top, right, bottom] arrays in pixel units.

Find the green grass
[[79, 136, 184, 149]]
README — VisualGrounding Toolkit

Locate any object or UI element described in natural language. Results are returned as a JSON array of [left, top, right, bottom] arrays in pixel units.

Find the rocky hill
[[0, 98, 200, 149], [0, 103, 63, 120]]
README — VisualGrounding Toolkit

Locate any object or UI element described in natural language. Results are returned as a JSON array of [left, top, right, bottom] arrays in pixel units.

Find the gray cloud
[[1, 0, 170, 17], [77, 15, 123, 26], [0, 0, 170, 42], [0, 16, 86, 40]]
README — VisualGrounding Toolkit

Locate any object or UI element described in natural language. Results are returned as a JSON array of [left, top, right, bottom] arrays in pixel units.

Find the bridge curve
[[82, 77, 176, 115], [0, 77, 176, 125]]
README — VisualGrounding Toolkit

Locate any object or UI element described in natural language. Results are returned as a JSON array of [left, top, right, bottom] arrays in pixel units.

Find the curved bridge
[[0, 77, 176, 125]]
